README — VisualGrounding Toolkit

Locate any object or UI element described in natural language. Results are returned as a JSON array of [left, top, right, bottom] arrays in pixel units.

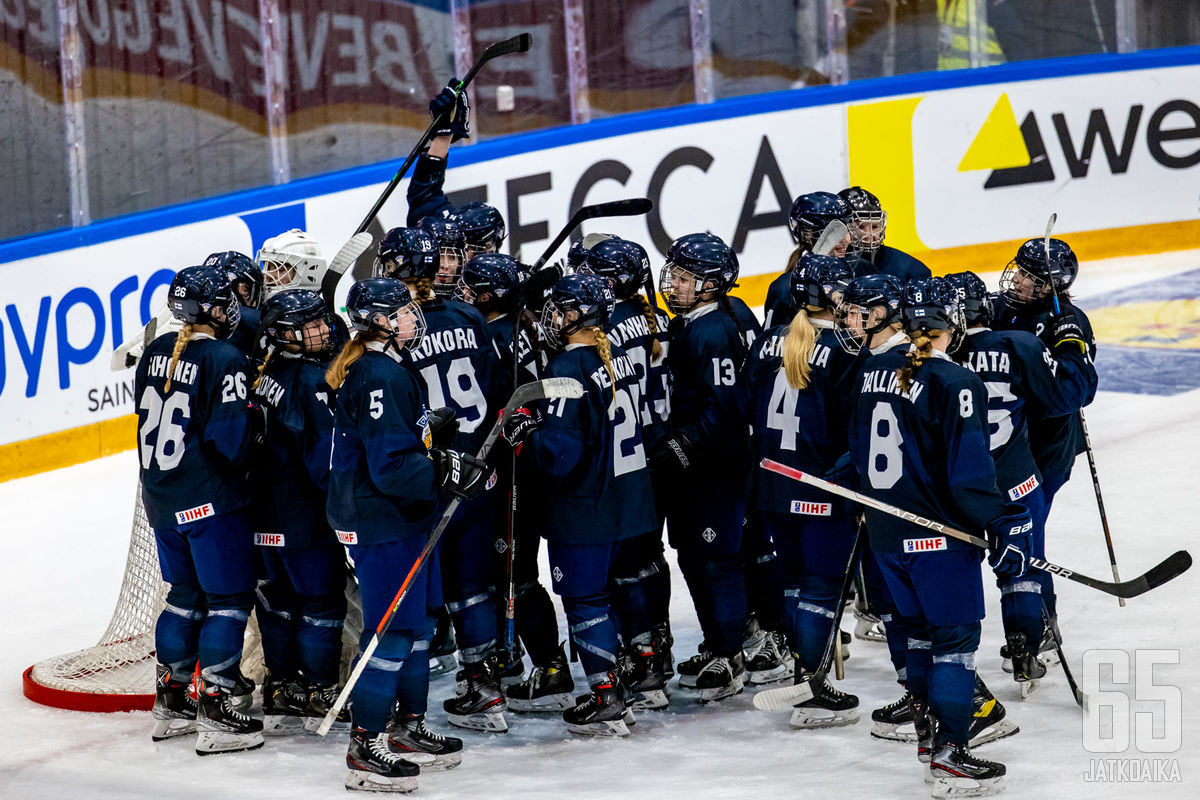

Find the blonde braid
[[782, 308, 816, 390], [164, 324, 194, 393], [592, 327, 617, 408], [897, 330, 933, 393], [252, 348, 276, 392], [786, 246, 802, 272], [414, 277, 435, 305], [635, 295, 663, 361], [325, 334, 368, 390]]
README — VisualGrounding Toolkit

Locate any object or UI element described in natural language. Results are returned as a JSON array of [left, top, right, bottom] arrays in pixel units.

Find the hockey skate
[[968, 676, 1020, 746], [788, 673, 860, 729], [625, 642, 670, 710], [695, 653, 745, 703], [675, 646, 714, 689], [929, 741, 1007, 798], [744, 629, 794, 685], [871, 689, 916, 742], [303, 682, 352, 734], [853, 606, 887, 642], [652, 623, 675, 680], [346, 726, 419, 793], [1005, 632, 1047, 698], [563, 673, 630, 737], [261, 674, 308, 735], [195, 682, 265, 755], [506, 648, 575, 712], [1000, 627, 1058, 672], [151, 665, 197, 741], [444, 657, 508, 733], [389, 715, 463, 770], [428, 611, 458, 678]]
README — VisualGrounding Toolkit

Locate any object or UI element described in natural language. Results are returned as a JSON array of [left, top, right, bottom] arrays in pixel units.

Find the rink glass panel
[[582, 0, 694, 117], [0, 1, 71, 239]]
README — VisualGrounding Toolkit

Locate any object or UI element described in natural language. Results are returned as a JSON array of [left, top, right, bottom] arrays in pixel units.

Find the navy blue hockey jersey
[[744, 323, 859, 517], [404, 299, 505, 453], [406, 154, 455, 227], [763, 271, 795, 330], [228, 305, 261, 358], [857, 245, 931, 283], [134, 332, 253, 530], [990, 295, 1098, 484], [605, 298, 671, 447], [486, 314, 541, 388], [848, 346, 1007, 554], [327, 350, 438, 546], [524, 344, 658, 545], [250, 355, 336, 548], [957, 327, 1091, 501]]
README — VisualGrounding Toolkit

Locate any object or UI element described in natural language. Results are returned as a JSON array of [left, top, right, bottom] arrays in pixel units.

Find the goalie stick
[[318, 33, 533, 305], [1043, 212, 1126, 607], [759, 458, 1192, 600], [812, 219, 849, 257], [316, 376, 585, 736], [531, 197, 654, 270]]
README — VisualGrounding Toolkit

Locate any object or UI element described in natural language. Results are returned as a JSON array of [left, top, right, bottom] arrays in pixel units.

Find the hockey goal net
[[22, 485, 267, 713]]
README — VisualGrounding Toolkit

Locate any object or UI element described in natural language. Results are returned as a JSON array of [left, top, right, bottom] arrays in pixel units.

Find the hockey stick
[[753, 519, 864, 712], [759, 459, 1192, 600], [1042, 606, 1088, 709], [319, 232, 376, 311], [812, 219, 849, 257], [317, 33, 532, 305], [531, 197, 654, 269], [1042, 213, 1126, 606], [316, 376, 584, 736]]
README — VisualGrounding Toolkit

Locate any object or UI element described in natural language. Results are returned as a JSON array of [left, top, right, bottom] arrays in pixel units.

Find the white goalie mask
[[257, 229, 327, 298]]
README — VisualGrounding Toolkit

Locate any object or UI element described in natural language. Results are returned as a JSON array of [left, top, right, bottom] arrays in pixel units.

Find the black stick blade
[[1142, 550, 1192, 593], [579, 197, 653, 220]]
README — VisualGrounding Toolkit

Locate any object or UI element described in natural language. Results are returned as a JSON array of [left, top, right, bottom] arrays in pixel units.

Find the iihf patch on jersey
[[702, 528, 717, 543], [254, 533, 285, 547], [1008, 474, 1039, 500], [903, 536, 947, 553], [790, 500, 832, 516], [336, 530, 358, 545], [175, 503, 215, 525]]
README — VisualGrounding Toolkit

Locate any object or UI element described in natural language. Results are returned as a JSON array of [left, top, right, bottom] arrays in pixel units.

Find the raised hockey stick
[[1043, 213, 1126, 607], [759, 458, 1192, 600], [319, 231, 376, 310], [317, 33, 532, 305], [812, 219, 849, 257], [753, 520, 865, 712], [316, 376, 584, 736], [531, 197, 654, 269]]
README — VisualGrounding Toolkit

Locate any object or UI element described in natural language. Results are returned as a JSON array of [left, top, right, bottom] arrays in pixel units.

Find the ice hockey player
[[204, 250, 263, 356], [326, 278, 476, 791], [836, 186, 931, 282], [257, 229, 328, 299], [842, 276, 1033, 797], [247, 289, 349, 735], [651, 233, 754, 702], [454, 253, 573, 713], [417, 215, 469, 298], [987, 238, 1098, 665], [502, 273, 660, 735], [577, 237, 674, 708], [743, 254, 862, 726], [764, 191, 853, 328], [137, 265, 264, 755], [375, 228, 511, 733]]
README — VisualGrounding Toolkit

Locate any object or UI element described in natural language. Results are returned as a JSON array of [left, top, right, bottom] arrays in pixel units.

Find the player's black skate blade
[[788, 675, 859, 729], [444, 658, 509, 732], [505, 653, 575, 713], [151, 667, 198, 741], [195, 685, 265, 755], [929, 742, 1007, 798], [694, 655, 745, 703], [346, 727, 420, 793], [563, 678, 630, 737], [389, 716, 464, 771], [870, 690, 915, 742], [744, 630, 794, 685]]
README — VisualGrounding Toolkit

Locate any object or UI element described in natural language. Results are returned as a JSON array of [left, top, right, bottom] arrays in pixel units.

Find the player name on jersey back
[[859, 367, 925, 402], [146, 353, 199, 387], [588, 353, 638, 390], [409, 326, 478, 358]]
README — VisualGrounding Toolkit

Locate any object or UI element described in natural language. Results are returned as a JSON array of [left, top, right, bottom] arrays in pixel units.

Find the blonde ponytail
[[782, 309, 816, 390], [252, 348, 277, 392], [897, 331, 933, 393], [635, 295, 663, 361], [591, 327, 617, 408], [786, 246, 802, 272], [413, 277, 435, 305], [325, 334, 368, 390], [164, 324, 194, 392]]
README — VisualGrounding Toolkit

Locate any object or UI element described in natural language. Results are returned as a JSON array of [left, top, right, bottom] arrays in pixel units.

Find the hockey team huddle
[[135, 83, 1096, 798]]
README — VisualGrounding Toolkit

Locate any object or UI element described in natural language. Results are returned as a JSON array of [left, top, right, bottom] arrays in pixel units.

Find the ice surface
[[2, 253, 1197, 799]]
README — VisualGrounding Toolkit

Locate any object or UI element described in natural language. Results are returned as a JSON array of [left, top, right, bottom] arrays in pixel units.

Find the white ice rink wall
[[2, 46, 1199, 479]]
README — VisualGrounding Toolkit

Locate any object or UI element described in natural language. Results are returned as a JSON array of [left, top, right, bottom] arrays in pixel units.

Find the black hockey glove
[[427, 407, 460, 449], [429, 80, 470, 142], [502, 407, 541, 453], [1044, 309, 1087, 355], [985, 503, 1034, 578], [649, 433, 696, 476], [823, 452, 858, 489], [433, 448, 490, 499]]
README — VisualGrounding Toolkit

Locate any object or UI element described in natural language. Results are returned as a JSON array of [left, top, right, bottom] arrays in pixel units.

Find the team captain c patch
[[903, 536, 947, 553]]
